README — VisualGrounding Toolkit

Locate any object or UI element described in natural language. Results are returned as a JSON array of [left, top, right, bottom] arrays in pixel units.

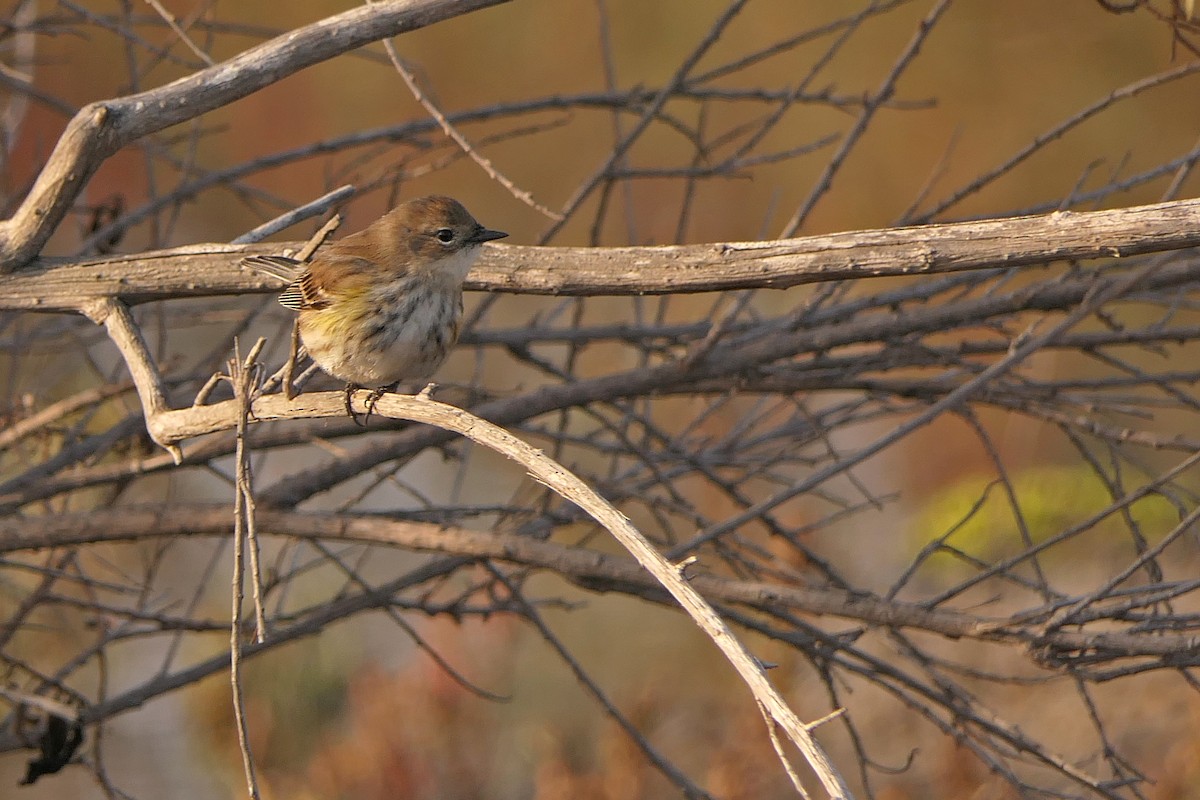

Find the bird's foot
[[343, 383, 363, 425], [362, 384, 396, 426]]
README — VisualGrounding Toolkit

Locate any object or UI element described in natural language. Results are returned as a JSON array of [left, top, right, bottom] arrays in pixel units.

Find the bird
[[241, 195, 507, 422]]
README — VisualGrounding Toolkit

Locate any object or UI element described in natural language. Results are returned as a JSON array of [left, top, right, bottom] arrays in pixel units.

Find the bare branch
[[0, 0, 511, 271], [4, 198, 1200, 311]]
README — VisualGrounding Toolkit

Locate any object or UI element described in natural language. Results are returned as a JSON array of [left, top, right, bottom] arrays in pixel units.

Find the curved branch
[[0, 0, 511, 271], [135, 389, 853, 796]]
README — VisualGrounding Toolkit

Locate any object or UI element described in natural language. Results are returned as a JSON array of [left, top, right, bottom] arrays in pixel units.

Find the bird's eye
[[436, 228, 455, 244]]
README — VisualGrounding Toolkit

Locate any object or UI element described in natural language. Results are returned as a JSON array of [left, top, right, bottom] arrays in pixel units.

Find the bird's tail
[[241, 254, 303, 283]]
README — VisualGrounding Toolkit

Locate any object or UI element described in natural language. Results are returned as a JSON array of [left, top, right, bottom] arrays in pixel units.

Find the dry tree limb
[[0, 0, 512, 271], [78, 297, 180, 460], [4, 502, 1199, 665], [95, 388, 855, 798], [4, 197, 1200, 312], [4, 5, 1199, 796]]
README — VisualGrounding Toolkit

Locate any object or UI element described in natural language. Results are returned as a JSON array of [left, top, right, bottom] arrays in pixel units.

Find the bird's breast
[[298, 279, 463, 387]]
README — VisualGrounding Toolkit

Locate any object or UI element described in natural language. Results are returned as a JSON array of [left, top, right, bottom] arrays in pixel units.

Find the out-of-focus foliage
[[6, 2, 1200, 799]]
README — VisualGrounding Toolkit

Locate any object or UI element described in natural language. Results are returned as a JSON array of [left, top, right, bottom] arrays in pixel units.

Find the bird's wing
[[241, 254, 302, 282], [242, 255, 335, 311], [278, 271, 333, 311]]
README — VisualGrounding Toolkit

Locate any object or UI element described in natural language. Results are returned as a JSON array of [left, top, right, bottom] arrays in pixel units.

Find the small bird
[[242, 195, 507, 421]]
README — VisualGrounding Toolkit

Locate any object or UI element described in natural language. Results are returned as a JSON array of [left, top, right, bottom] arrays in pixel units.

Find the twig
[[377, 37, 561, 220], [231, 185, 353, 245], [487, 564, 715, 799], [142, 0, 216, 66], [0, 382, 136, 450], [226, 337, 266, 800], [540, 0, 751, 243], [125, 389, 856, 798], [917, 59, 1200, 221], [779, 0, 952, 237], [760, 701, 812, 800]]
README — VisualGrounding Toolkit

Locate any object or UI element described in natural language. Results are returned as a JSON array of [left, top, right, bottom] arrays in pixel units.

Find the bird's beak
[[471, 226, 508, 244]]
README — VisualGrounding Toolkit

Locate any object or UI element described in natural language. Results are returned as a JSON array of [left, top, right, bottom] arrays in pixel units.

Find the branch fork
[[85, 297, 854, 796]]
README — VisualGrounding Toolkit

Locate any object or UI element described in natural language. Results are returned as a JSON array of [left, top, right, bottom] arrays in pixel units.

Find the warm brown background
[[4, 1, 1200, 798]]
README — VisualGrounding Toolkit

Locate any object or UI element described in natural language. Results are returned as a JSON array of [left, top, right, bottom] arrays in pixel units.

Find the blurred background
[[4, 1, 1200, 798]]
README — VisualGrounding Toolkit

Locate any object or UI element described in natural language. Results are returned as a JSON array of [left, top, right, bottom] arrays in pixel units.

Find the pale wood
[[0, 0, 511, 271], [4, 198, 1200, 312], [148, 390, 855, 799]]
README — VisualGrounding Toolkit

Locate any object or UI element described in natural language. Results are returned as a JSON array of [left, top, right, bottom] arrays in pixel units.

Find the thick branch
[[0, 0, 511, 271], [5, 198, 1200, 311]]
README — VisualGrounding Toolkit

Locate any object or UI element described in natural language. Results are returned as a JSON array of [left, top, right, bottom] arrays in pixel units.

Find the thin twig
[[227, 337, 266, 800], [231, 185, 354, 245], [376, 34, 561, 220], [129, 389, 856, 798]]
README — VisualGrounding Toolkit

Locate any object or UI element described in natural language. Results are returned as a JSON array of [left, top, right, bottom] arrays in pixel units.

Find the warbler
[[241, 195, 507, 419]]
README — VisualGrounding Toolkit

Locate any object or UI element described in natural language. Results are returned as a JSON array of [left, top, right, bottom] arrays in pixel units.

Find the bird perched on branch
[[242, 195, 507, 422]]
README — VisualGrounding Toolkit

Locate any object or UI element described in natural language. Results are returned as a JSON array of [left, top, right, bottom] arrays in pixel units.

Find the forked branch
[[0, 0, 511, 271]]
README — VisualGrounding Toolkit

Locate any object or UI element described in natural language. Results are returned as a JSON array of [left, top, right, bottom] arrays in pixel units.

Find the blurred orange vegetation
[[7, 1, 1200, 798]]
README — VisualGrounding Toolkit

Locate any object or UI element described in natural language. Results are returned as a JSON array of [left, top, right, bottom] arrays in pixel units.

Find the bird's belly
[[299, 288, 459, 387]]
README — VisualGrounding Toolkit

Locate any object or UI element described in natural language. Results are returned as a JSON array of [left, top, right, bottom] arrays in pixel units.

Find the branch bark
[[0, 0, 511, 271], [4, 502, 1196, 663], [140, 390, 854, 798], [5, 197, 1200, 311]]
